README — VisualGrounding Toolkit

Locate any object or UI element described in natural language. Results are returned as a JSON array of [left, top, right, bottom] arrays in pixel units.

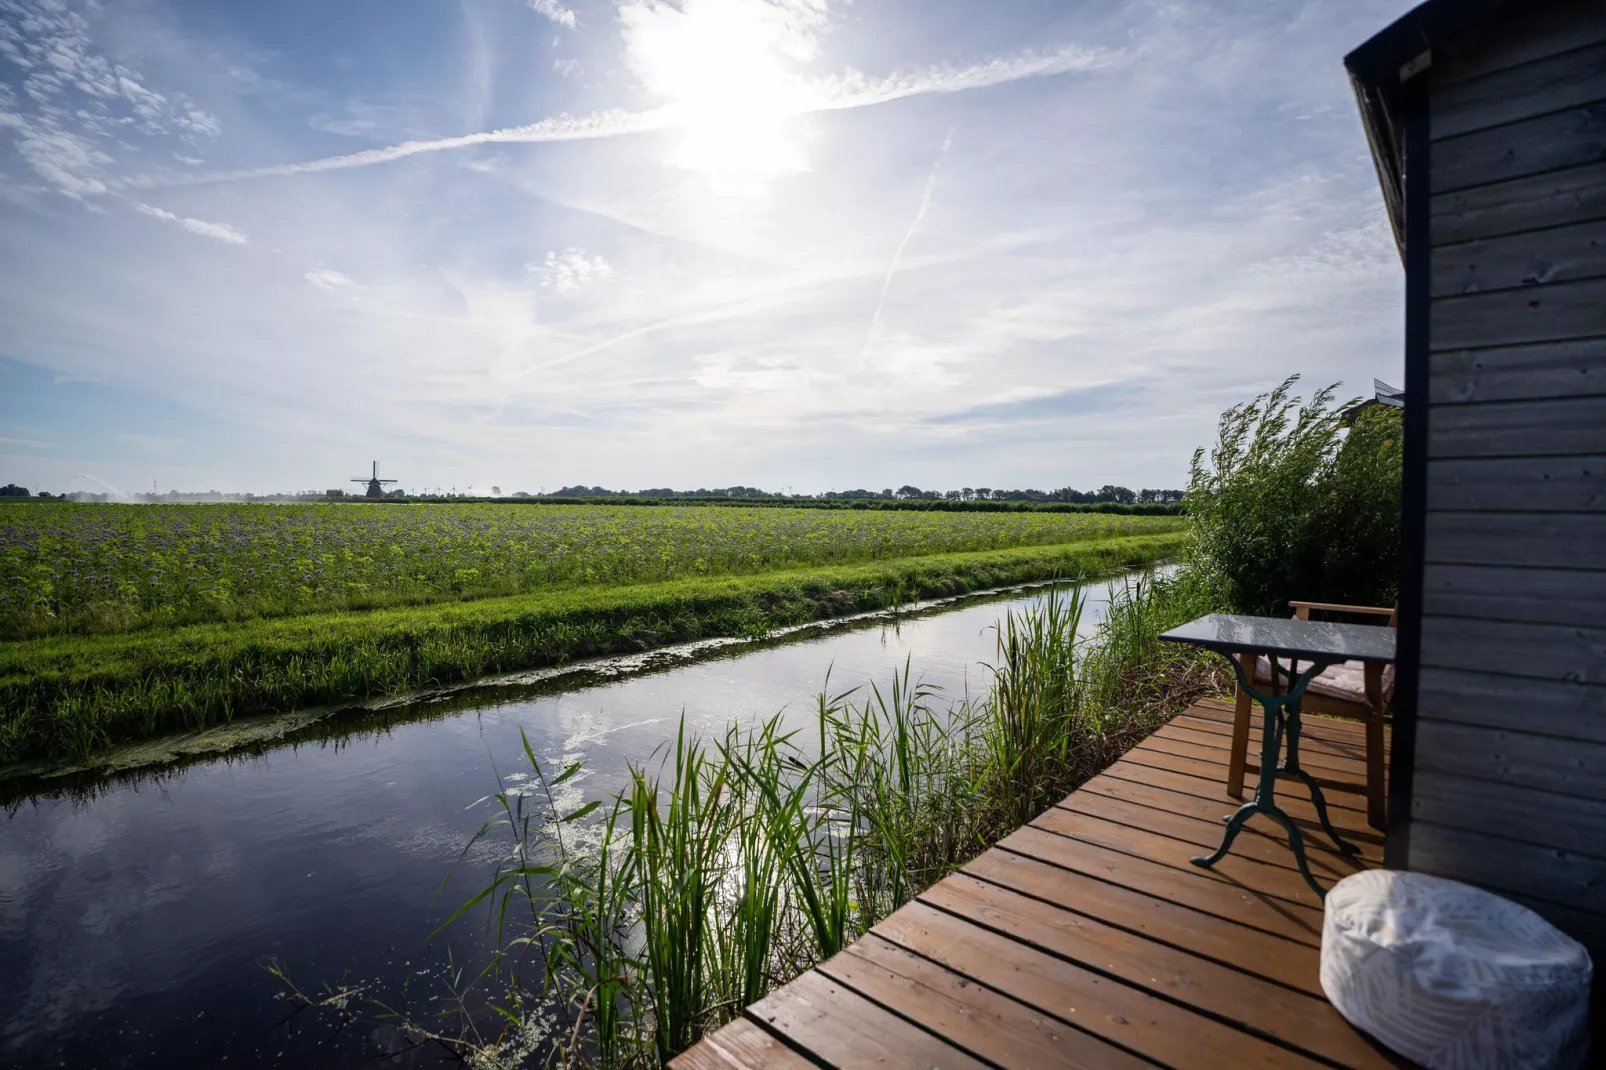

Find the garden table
[[1159, 613, 1397, 899]]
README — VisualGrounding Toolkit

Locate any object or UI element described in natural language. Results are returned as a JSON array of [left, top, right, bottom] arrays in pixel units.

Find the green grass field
[[0, 502, 1186, 766], [0, 501, 1181, 638]]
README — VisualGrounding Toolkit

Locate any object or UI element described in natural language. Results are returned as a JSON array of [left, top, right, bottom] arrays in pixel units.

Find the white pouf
[[1321, 870, 1592, 1070]]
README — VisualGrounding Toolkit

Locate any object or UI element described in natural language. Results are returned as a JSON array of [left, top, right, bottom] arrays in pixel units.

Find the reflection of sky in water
[[0, 574, 1147, 1069]]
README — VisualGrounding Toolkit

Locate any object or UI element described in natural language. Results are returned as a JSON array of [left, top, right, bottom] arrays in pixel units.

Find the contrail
[[860, 128, 953, 363], [121, 108, 679, 189], [119, 45, 1113, 189]]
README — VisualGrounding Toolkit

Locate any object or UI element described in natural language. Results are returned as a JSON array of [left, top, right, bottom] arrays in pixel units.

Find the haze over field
[[0, 0, 1410, 495]]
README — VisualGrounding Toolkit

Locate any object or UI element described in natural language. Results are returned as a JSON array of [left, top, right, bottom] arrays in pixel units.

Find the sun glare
[[621, 0, 822, 192]]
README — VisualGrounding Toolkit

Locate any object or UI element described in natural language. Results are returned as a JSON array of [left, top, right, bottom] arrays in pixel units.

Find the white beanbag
[[1321, 870, 1592, 1069]]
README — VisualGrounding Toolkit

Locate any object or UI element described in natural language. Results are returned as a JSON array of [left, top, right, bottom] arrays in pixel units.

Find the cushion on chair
[[1254, 656, 1394, 705], [1321, 870, 1593, 1069]]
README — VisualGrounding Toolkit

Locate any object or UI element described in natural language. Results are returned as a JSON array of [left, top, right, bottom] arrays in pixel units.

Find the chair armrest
[[1289, 600, 1396, 619]]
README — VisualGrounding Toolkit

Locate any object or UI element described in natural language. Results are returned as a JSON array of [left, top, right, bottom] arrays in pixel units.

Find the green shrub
[[1186, 377, 1401, 615]]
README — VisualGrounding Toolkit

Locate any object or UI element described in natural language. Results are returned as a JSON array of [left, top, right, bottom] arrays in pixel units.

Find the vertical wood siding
[[1417, 8, 1606, 961]]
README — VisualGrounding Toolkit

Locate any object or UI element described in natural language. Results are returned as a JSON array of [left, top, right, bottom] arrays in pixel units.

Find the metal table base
[[1189, 654, 1359, 899]]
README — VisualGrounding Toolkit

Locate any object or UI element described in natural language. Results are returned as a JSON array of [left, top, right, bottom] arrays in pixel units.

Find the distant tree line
[[534, 484, 1183, 503], [537, 485, 772, 499]]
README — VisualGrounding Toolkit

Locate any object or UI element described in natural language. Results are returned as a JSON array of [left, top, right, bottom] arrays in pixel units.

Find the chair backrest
[[1288, 600, 1398, 628]]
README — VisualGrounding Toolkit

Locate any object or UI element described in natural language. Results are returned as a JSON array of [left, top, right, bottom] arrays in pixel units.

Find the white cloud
[[0, 0, 223, 198], [531, 247, 612, 293], [552, 57, 582, 78], [133, 201, 248, 244], [304, 267, 354, 289], [134, 32, 1117, 188], [528, 0, 577, 29]]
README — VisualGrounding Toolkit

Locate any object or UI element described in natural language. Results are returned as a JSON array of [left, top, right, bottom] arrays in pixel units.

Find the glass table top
[[1159, 613, 1396, 663]]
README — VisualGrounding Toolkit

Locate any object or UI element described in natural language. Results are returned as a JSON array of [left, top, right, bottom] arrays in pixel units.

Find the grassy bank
[[0, 532, 1183, 765], [276, 567, 1225, 1068]]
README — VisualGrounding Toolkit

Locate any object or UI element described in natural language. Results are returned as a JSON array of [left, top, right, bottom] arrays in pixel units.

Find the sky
[[0, 0, 1412, 497]]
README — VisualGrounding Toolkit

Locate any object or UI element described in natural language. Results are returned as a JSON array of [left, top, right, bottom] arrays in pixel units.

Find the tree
[[0, 484, 29, 497], [1187, 376, 1399, 614]]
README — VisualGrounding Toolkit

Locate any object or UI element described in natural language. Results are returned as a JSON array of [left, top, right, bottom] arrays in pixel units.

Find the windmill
[[351, 461, 398, 499]]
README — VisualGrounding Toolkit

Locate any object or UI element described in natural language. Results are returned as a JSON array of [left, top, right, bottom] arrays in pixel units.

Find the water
[[0, 574, 1145, 1068]]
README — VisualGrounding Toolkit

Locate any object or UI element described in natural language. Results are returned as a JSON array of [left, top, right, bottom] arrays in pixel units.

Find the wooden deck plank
[[1096, 761, 1385, 846], [1010, 817, 1329, 910], [1172, 708, 1389, 752], [961, 848, 1325, 996], [1057, 789, 1374, 880], [680, 700, 1391, 1069], [1075, 773, 1385, 863], [817, 935, 1155, 1070], [673, 1018, 818, 1070], [874, 901, 1321, 1069], [1154, 720, 1378, 774], [991, 827, 1326, 946], [1155, 720, 1368, 766], [1186, 700, 1387, 745], [1139, 732, 1370, 785], [920, 877, 1394, 1069], [1169, 716, 1377, 769], [1113, 749, 1374, 818], [744, 969, 989, 1069]]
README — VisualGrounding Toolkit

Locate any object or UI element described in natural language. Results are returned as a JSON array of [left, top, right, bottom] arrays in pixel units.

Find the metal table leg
[[1189, 653, 1359, 899]]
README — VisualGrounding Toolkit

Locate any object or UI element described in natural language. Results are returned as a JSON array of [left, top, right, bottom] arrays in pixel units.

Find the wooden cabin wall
[[1413, 2, 1606, 965]]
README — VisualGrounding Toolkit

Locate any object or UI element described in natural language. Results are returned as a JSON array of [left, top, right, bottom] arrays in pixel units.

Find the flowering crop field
[[1, 503, 1183, 639]]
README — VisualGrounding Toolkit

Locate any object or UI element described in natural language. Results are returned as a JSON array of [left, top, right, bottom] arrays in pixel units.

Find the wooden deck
[[675, 698, 1397, 1070]]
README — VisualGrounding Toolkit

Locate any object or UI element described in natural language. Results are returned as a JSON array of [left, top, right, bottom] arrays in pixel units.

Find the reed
[[396, 567, 1226, 1068]]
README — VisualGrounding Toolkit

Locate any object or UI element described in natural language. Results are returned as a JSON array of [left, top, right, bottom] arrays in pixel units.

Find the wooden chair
[[1226, 600, 1397, 829]]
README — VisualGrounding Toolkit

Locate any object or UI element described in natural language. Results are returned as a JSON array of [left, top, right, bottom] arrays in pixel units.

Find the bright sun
[[620, 0, 822, 192]]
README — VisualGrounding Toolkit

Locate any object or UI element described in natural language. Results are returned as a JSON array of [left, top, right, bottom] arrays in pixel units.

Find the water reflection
[[0, 573, 1146, 1068]]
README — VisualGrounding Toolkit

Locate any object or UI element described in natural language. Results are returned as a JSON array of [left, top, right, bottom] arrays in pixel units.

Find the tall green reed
[[309, 569, 1225, 1069]]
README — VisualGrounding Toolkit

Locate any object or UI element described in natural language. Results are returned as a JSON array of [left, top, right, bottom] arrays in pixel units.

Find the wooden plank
[[1433, 39, 1606, 141], [1078, 773, 1385, 864], [1020, 811, 1334, 909], [1428, 394, 1606, 456], [1431, 278, 1606, 351], [991, 823, 1327, 947], [1424, 511, 1606, 569], [1165, 714, 1368, 758], [919, 877, 1394, 1069], [1176, 705, 1380, 747], [744, 968, 988, 1069], [1412, 770, 1606, 859], [1101, 759, 1384, 843], [1424, 563, 1606, 628], [1170, 712, 1376, 764], [1419, 666, 1606, 743], [1431, 102, 1606, 195], [873, 901, 1320, 1069], [1407, 821, 1606, 916], [1430, 336, 1606, 404], [1114, 749, 1373, 817], [818, 936, 1153, 1070], [1433, 162, 1606, 247], [1147, 724, 1370, 781], [1431, 217, 1606, 297], [1180, 701, 1378, 747], [1155, 719, 1374, 774], [961, 847, 1326, 996], [1414, 717, 1606, 801], [1421, 614, 1606, 683], [671, 1018, 817, 1070], [1057, 790, 1373, 882], [1427, 455, 1606, 511], [1433, 3, 1606, 87]]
